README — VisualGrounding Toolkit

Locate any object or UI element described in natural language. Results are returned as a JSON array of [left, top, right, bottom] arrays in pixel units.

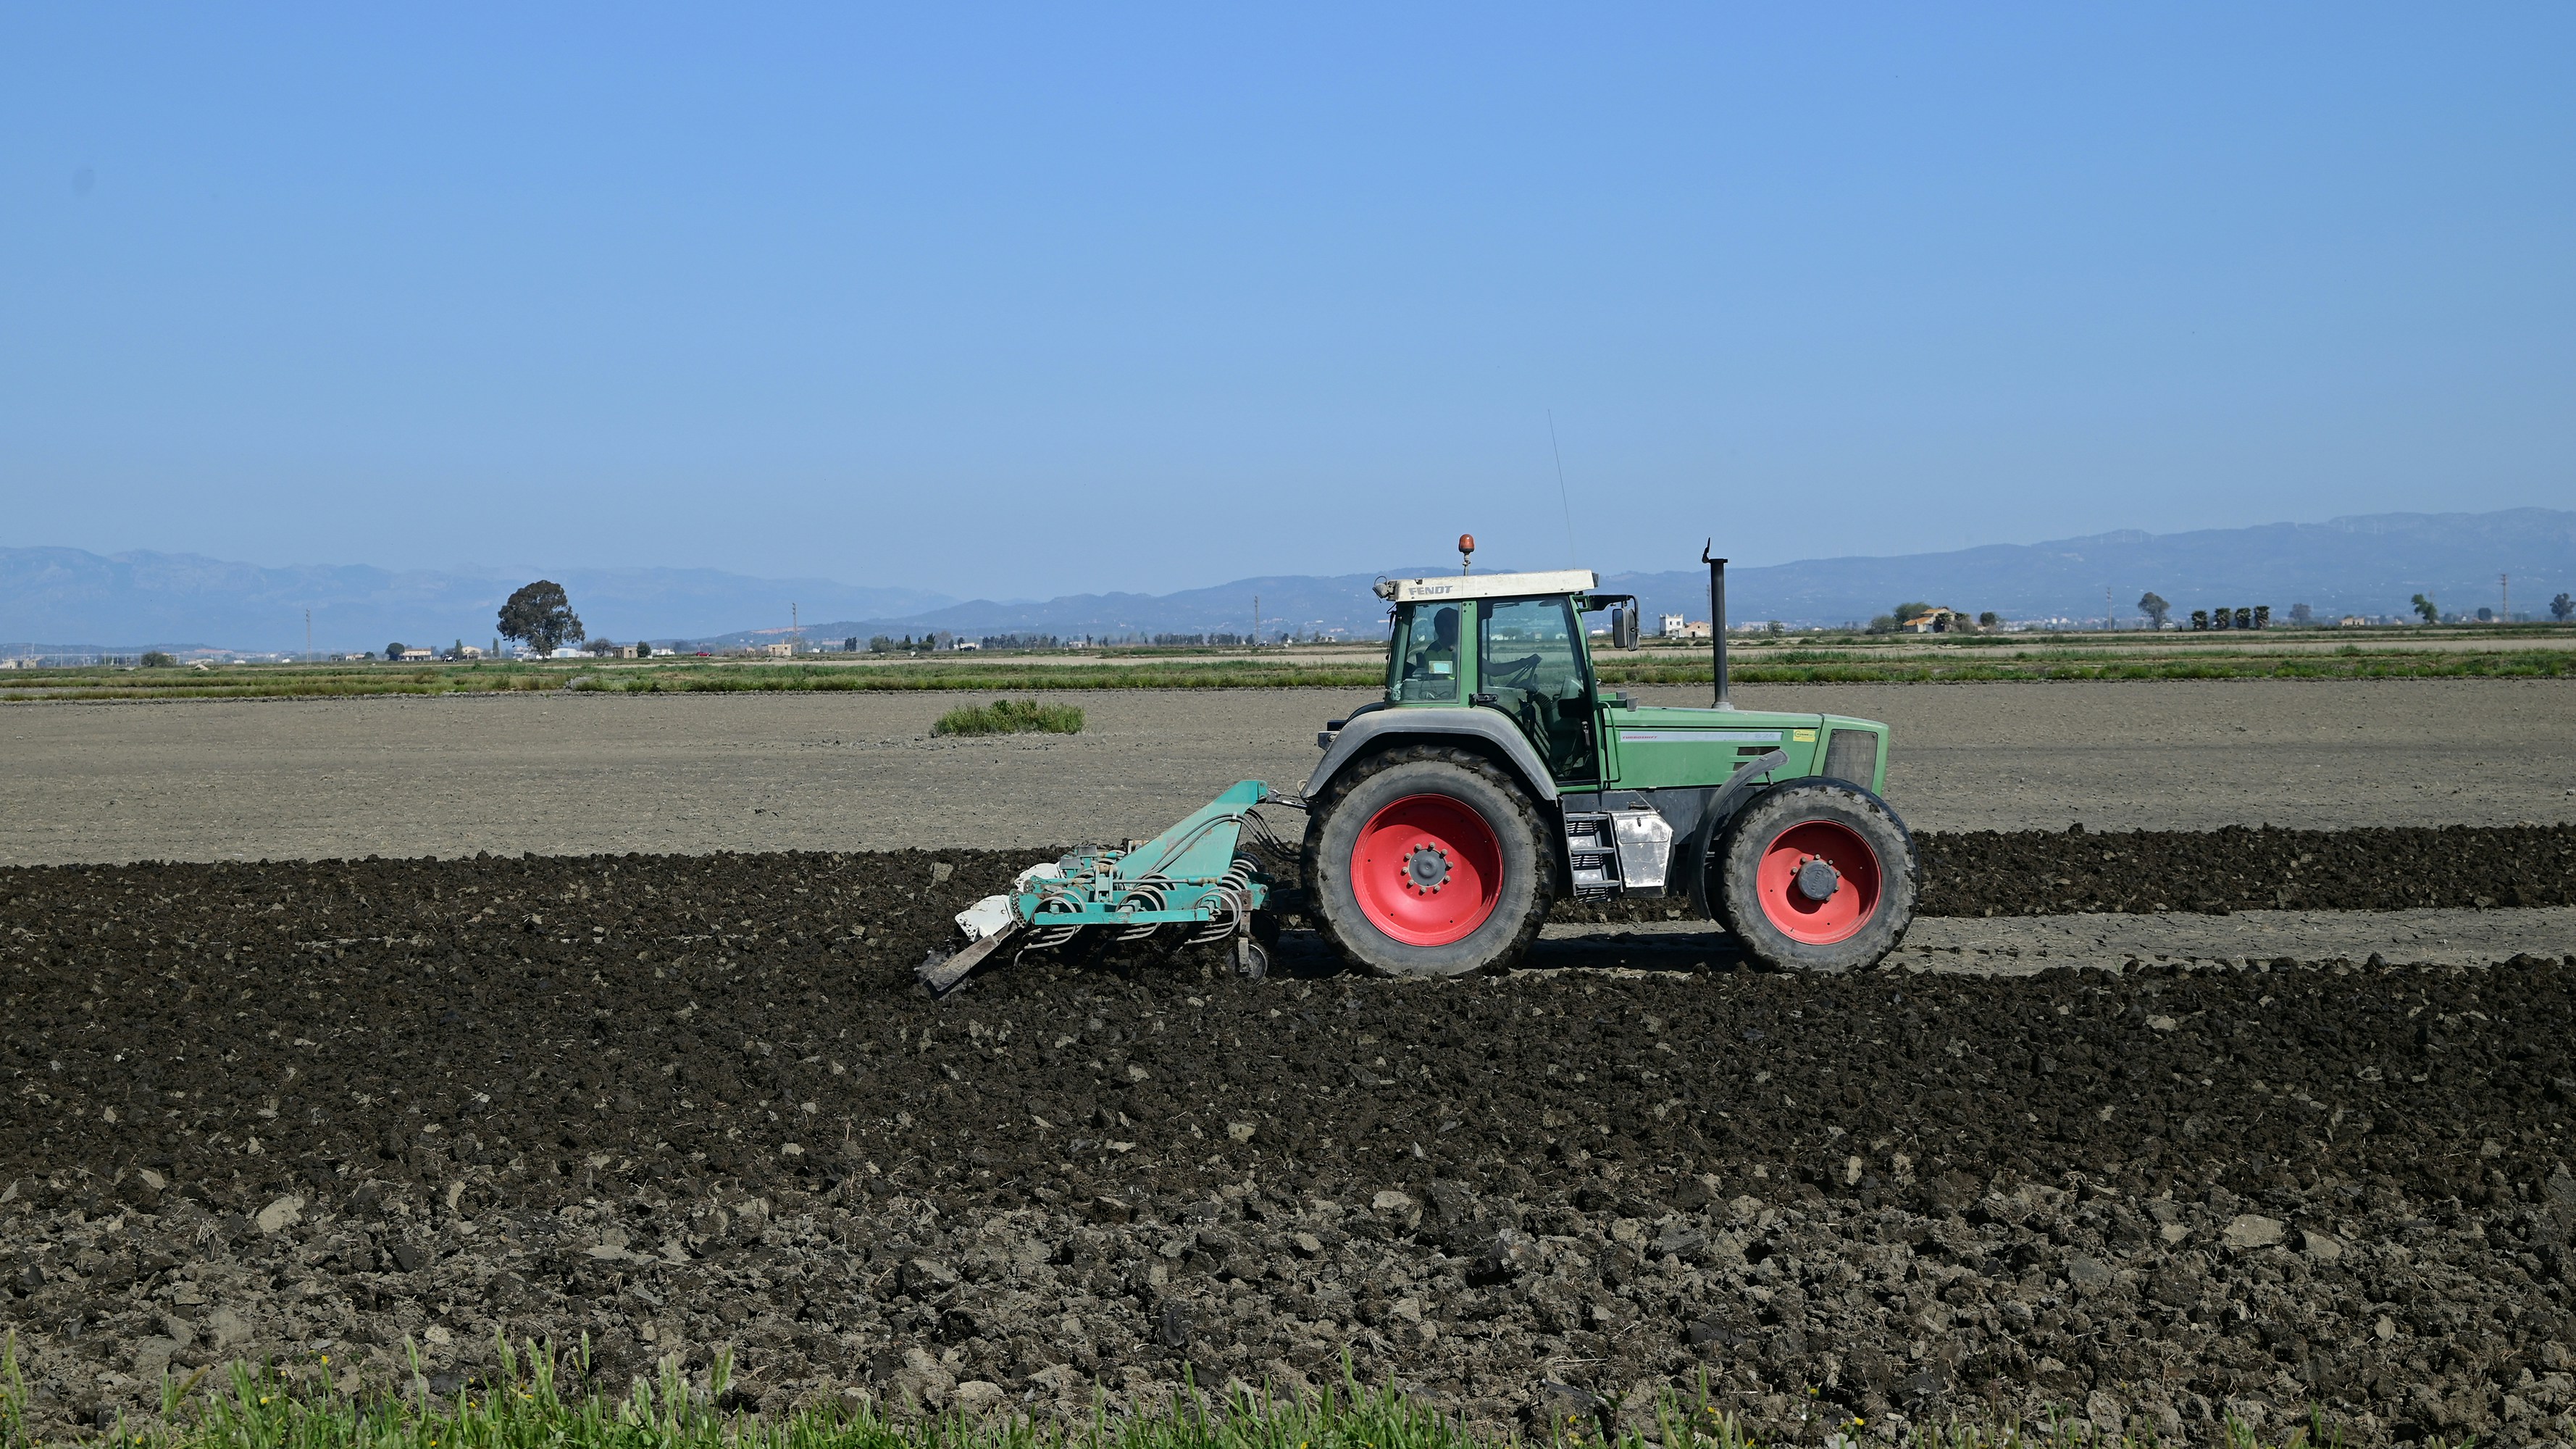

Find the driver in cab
[[1402, 606, 1460, 698]]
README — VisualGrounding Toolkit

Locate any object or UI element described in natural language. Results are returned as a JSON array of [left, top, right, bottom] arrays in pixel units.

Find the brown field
[[3, 677, 2569, 867]]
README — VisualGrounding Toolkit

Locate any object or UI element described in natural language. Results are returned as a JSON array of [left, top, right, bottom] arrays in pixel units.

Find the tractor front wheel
[[1713, 780, 1916, 973], [1305, 746, 1552, 978]]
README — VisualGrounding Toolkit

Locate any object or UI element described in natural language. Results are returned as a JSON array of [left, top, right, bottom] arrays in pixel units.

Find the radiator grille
[[1822, 729, 1878, 788]]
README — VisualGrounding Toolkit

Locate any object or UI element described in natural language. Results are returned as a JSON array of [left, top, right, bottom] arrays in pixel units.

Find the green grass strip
[[1598, 650, 2576, 685], [4, 648, 2572, 702], [932, 698, 1086, 735], [0, 1332, 2390, 1449]]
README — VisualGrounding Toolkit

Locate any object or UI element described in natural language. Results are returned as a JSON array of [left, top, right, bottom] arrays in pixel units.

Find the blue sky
[[5, 4, 2570, 601]]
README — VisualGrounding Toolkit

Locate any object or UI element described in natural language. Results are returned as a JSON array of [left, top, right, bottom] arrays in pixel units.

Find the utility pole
[[304, 609, 311, 663], [2501, 573, 2510, 625], [1253, 596, 1260, 651], [2106, 586, 2116, 632]]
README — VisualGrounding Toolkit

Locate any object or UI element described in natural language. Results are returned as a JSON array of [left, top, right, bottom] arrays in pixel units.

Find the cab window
[[1389, 603, 1463, 702], [1480, 597, 1595, 780]]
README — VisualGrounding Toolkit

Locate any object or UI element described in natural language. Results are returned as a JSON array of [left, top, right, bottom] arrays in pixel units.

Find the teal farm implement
[[919, 538, 1918, 995], [916, 780, 1284, 994]]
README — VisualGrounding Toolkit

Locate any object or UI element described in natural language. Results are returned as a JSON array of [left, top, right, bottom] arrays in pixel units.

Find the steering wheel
[[1487, 653, 1543, 686]]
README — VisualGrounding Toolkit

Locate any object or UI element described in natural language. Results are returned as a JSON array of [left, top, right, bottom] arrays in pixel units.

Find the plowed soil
[[7, 837, 2576, 1445], [1918, 825, 2576, 916]]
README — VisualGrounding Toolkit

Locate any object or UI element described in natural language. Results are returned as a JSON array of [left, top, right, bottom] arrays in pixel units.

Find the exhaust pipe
[[1702, 540, 1734, 711]]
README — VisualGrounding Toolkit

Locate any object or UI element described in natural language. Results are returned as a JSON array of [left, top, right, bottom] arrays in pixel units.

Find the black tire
[[1713, 780, 1916, 973], [1302, 745, 1553, 978]]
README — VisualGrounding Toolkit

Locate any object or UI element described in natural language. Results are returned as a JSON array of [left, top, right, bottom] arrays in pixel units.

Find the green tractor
[[918, 544, 1915, 994]]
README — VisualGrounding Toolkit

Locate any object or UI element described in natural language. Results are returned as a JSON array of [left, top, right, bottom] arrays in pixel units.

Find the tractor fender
[[1683, 749, 1789, 922], [1305, 707, 1560, 806]]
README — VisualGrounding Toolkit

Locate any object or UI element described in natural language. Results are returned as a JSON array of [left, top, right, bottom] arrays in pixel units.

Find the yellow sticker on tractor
[[1793, 729, 1817, 743]]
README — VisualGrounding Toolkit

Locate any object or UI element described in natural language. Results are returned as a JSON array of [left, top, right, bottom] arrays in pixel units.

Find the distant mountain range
[[708, 507, 2576, 645], [7, 507, 2572, 654]]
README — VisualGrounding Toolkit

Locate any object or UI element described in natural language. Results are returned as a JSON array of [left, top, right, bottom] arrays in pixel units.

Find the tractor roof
[[1373, 569, 1598, 604]]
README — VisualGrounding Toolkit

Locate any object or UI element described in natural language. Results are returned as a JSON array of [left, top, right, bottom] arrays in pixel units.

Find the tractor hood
[[1608, 704, 1822, 733], [1602, 704, 1887, 795]]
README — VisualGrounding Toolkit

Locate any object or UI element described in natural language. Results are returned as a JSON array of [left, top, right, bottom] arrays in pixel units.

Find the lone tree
[[384, 642, 407, 661], [498, 580, 584, 656], [2411, 593, 2440, 625], [2554, 593, 2573, 622], [2136, 592, 2171, 629]]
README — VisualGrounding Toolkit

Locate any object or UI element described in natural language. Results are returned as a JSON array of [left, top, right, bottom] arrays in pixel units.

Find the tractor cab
[[1381, 568, 1604, 780]]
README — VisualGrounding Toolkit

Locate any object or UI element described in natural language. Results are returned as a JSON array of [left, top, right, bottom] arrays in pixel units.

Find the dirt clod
[[4, 842, 2575, 1443]]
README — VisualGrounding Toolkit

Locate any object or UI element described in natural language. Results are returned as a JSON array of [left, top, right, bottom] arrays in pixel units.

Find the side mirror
[[1610, 605, 1640, 651]]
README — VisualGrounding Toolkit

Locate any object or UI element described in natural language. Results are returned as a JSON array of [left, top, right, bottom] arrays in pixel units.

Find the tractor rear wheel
[[1713, 780, 1916, 973], [1304, 745, 1552, 978]]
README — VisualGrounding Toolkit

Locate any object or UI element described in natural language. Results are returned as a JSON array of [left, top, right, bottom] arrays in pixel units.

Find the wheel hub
[[1792, 856, 1841, 903], [1350, 791, 1505, 949], [1402, 844, 1452, 894]]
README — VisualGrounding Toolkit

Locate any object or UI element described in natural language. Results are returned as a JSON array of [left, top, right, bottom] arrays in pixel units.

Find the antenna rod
[[1547, 410, 1576, 567], [1702, 540, 1733, 710]]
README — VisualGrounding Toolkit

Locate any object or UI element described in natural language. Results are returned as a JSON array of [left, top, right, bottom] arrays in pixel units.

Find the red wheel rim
[[1351, 793, 1504, 946], [1754, 819, 1882, 945]]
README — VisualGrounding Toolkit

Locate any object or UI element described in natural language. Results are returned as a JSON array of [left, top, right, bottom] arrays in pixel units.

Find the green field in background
[[7, 635, 2575, 702]]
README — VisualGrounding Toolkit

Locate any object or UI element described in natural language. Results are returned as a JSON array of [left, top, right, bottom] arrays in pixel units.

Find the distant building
[[1658, 613, 1686, 637], [760, 642, 793, 657], [953, 639, 981, 651], [394, 646, 435, 661], [448, 645, 484, 659], [1664, 617, 1712, 640], [1900, 607, 1967, 634]]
